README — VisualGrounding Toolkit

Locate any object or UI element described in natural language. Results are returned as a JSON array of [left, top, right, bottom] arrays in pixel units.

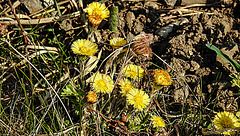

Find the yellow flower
[[213, 111, 240, 135], [126, 88, 150, 111], [86, 91, 98, 104], [86, 2, 110, 26], [153, 69, 171, 86], [110, 37, 127, 49], [151, 115, 165, 128], [71, 39, 98, 57], [119, 78, 134, 96], [123, 64, 144, 81], [90, 72, 114, 93]]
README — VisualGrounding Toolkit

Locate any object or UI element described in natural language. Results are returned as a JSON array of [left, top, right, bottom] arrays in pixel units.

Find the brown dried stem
[[7, 0, 27, 44]]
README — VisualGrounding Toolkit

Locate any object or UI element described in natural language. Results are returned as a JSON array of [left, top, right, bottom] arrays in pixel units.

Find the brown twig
[[87, 107, 109, 122], [7, 0, 27, 44], [87, 106, 118, 129]]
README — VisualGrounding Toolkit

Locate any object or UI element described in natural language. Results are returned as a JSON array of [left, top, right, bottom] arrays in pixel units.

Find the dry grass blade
[[0, 17, 14, 21], [51, 126, 80, 136], [70, 0, 78, 10], [0, 11, 81, 25], [9, 50, 58, 68], [84, 49, 102, 76], [17, 45, 58, 51], [0, 17, 61, 25], [33, 6, 65, 18], [7, 14, 31, 20], [153, 52, 176, 72]]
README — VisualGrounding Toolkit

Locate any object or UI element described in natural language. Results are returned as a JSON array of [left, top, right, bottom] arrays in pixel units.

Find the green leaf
[[205, 44, 240, 72], [109, 6, 119, 32], [61, 84, 78, 97], [141, 112, 150, 124]]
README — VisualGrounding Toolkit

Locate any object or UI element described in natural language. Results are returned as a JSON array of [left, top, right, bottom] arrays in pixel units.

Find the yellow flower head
[[123, 64, 144, 81], [71, 39, 98, 57], [153, 69, 171, 86], [119, 78, 134, 96], [110, 37, 127, 49], [213, 111, 240, 135], [126, 88, 150, 111], [90, 72, 114, 93], [151, 115, 165, 128], [86, 2, 110, 26], [86, 91, 98, 104]]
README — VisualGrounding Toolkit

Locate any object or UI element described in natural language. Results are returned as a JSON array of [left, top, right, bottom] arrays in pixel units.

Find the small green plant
[[206, 43, 240, 90], [230, 73, 240, 90], [205, 44, 240, 72]]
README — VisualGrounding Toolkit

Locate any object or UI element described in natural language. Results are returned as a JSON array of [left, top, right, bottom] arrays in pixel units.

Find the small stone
[[125, 12, 135, 31]]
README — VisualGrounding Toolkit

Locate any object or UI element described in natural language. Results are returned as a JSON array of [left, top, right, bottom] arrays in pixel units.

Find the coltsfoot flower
[[90, 72, 114, 93], [153, 69, 172, 86], [71, 39, 98, 57], [151, 115, 165, 128], [86, 2, 110, 26], [123, 64, 144, 81], [126, 88, 150, 111], [213, 111, 240, 135], [86, 91, 98, 104], [110, 37, 127, 49], [119, 78, 134, 96]]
